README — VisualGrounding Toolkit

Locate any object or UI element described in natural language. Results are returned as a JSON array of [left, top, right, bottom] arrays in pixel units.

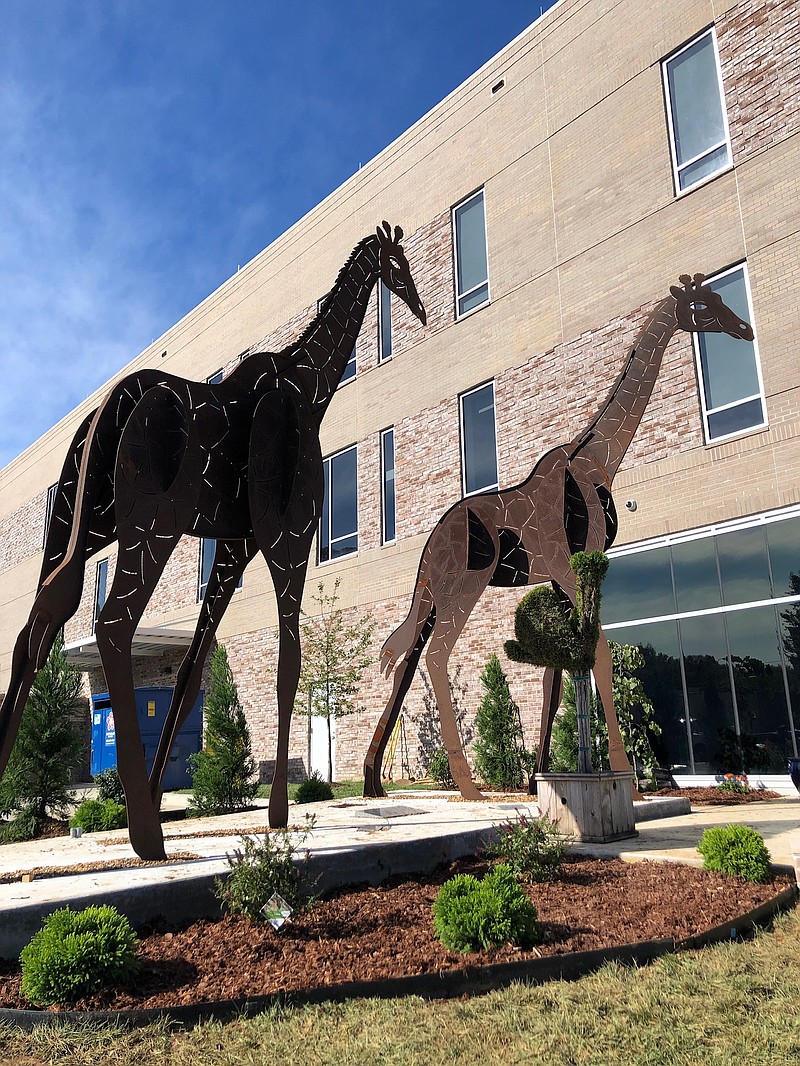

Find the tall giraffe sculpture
[[0, 223, 425, 860], [364, 273, 753, 799]]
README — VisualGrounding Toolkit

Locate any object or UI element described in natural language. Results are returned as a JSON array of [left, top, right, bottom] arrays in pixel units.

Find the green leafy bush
[[20, 905, 138, 1006], [215, 816, 317, 921], [432, 863, 540, 953], [485, 814, 569, 882], [429, 747, 455, 789], [0, 808, 38, 844], [70, 799, 127, 833], [295, 771, 334, 804], [697, 824, 771, 883], [93, 767, 126, 805]]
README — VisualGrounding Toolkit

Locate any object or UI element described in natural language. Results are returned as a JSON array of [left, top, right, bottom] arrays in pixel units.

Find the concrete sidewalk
[[0, 791, 797, 958]]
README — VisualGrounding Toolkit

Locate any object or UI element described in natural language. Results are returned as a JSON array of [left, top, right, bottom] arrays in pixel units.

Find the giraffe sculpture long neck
[[288, 235, 381, 418], [570, 294, 680, 479]]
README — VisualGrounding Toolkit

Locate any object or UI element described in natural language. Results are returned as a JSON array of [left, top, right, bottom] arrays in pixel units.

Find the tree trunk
[[574, 673, 593, 774], [326, 712, 333, 784]]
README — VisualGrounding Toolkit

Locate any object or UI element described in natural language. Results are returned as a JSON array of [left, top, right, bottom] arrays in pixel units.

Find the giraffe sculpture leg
[[425, 608, 484, 801], [364, 622, 432, 798], [149, 537, 258, 804], [534, 667, 563, 775], [95, 525, 183, 860]]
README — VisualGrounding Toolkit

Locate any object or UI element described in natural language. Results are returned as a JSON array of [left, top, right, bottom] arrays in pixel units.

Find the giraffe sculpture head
[[670, 273, 754, 341], [376, 221, 427, 325]]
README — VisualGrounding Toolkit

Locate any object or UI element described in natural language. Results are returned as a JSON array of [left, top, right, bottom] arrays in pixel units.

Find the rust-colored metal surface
[[364, 274, 754, 798], [0, 223, 425, 859]]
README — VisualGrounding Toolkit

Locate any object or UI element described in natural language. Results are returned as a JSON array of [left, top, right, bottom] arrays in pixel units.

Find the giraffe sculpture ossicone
[[0, 222, 426, 860], [364, 273, 754, 799]]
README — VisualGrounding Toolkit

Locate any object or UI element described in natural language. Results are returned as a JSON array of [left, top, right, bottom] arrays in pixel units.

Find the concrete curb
[[0, 824, 497, 960]]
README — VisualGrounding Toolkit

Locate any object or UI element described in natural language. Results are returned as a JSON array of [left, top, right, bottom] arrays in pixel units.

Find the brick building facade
[[0, 0, 798, 786]]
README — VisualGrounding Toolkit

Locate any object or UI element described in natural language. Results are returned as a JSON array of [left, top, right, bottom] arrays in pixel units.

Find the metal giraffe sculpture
[[0, 223, 425, 860], [364, 274, 754, 799]]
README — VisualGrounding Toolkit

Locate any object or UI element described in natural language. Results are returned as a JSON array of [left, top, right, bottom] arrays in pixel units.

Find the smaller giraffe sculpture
[[0, 223, 425, 860], [363, 273, 754, 799]]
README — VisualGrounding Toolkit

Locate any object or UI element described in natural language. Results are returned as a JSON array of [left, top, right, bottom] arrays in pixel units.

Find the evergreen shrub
[[296, 771, 334, 804], [20, 905, 138, 1006], [189, 644, 258, 816], [473, 655, 527, 791], [697, 824, 771, 882], [70, 799, 127, 833], [432, 863, 540, 953]]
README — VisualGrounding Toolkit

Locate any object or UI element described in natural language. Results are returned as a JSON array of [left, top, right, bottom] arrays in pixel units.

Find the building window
[[381, 428, 396, 544], [460, 381, 498, 495], [602, 508, 800, 776], [206, 368, 224, 385], [198, 539, 243, 602], [42, 482, 57, 547], [694, 264, 764, 442], [93, 558, 108, 632], [319, 295, 357, 386], [662, 28, 731, 194], [319, 445, 358, 563], [453, 189, 489, 318], [378, 281, 392, 362]]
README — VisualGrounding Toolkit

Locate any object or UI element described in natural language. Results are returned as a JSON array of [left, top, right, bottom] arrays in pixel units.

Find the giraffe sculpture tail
[[380, 573, 435, 678]]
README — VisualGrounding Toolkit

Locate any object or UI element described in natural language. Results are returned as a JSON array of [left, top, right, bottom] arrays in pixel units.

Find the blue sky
[[0, 1, 554, 470]]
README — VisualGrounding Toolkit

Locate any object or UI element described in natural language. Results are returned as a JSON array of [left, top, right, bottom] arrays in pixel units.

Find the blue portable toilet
[[90, 687, 203, 791]]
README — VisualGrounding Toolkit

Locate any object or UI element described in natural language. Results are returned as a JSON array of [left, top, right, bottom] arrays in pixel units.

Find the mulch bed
[[0, 855, 793, 1013], [653, 787, 785, 805]]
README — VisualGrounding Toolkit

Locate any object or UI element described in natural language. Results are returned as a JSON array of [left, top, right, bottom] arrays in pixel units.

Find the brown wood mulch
[[0, 856, 793, 1014], [653, 787, 785, 805]]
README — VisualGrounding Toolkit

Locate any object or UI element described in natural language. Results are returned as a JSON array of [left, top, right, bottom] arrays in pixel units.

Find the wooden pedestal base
[[536, 771, 638, 843]]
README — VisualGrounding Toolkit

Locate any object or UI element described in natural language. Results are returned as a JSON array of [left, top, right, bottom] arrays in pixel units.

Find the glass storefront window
[[602, 548, 674, 624], [726, 607, 793, 772], [717, 526, 770, 606], [679, 614, 735, 773], [767, 517, 800, 599], [671, 538, 721, 613], [612, 621, 689, 773]]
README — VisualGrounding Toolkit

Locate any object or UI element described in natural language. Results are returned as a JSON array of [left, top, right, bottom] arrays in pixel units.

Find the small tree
[[188, 644, 258, 816], [294, 579, 375, 783], [472, 654, 526, 790], [0, 632, 84, 840], [505, 551, 609, 774]]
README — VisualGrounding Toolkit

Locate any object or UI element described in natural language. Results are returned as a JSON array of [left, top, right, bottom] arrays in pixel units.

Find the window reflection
[[671, 538, 720, 613], [614, 621, 689, 773], [603, 549, 674, 624], [717, 526, 770, 606], [767, 517, 800, 598], [679, 615, 735, 773], [727, 608, 793, 771]]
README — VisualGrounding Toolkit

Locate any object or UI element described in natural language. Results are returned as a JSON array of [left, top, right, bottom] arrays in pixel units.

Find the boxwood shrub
[[697, 823, 771, 883], [432, 863, 540, 953]]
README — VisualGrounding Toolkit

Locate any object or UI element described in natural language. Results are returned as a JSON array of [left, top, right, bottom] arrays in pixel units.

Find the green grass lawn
[[3, 905, 799, 1065]]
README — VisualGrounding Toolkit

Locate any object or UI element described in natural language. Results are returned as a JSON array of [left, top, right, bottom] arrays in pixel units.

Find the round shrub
[[432, 863, 540, 953], [295, 771, 334, 804], [20, 905, 139, 1006], [93, 767, 126, 805], [70, 798, 127, 833], [697, 823, 771, 883]]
